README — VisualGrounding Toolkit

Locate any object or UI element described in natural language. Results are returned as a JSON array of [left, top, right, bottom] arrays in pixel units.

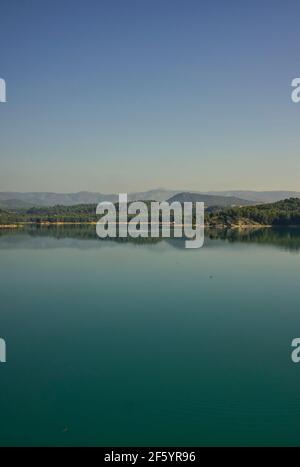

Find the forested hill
[[0, 204, 98, 224], [207, 198, 300, 226], [1, 198, 300, 226]]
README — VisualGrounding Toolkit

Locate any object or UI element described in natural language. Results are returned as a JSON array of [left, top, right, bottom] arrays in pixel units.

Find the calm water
[[1, 226, 300, 446]]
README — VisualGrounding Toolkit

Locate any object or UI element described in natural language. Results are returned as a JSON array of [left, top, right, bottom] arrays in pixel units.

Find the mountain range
[[0, 189, 300, 209]]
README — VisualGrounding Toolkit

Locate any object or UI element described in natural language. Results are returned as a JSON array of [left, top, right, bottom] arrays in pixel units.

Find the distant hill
[[0, 190, 179, 208], [205, 191, 300, 203], [0, 191, 114, 207], [167, 192, 254, 207], [1, 189, 299, 209], [0, 198, 36, 209], [128, 189, 180, 202]]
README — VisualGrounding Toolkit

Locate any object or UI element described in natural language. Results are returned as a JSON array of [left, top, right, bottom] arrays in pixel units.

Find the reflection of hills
[[1, 225, 300, 252], [206, 227, 300, 252], [0, 225, 165, 250]]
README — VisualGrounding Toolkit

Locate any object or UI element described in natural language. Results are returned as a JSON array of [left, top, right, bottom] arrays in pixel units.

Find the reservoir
[[0, 226, 300, 446]]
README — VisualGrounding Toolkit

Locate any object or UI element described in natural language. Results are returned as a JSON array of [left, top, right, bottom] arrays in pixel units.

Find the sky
[[0, 0, 300, 193]]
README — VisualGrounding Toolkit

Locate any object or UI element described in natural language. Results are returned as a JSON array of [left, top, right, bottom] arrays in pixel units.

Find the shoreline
[[0, 222, 297, 229]]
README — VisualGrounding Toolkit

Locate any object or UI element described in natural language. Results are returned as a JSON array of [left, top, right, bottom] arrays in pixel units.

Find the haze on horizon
[[1, 0, 300, 193]]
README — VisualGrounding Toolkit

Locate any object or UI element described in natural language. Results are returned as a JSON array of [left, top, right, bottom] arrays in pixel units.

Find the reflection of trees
[[1, 225, 300, 252], [206, 227, 300, 252]]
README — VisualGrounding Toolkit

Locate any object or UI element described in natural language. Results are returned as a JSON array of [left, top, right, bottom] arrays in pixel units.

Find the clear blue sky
[[0, 0, 299, 192]]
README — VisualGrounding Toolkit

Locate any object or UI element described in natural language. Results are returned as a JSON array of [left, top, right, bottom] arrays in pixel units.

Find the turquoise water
[[1, 226, 300, 446]]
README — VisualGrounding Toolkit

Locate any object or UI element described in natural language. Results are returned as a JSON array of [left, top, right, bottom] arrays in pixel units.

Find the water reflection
[[0, 224, 300, 252]]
